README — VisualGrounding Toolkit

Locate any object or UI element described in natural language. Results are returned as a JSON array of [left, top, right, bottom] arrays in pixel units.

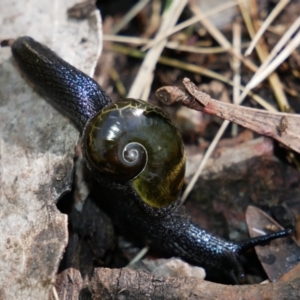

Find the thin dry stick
[[188, 1, 231, 49], [127, 246, 150, 267], [263, 16, 300, 66], [109, 68, 127, 97], [104, 34, 251, 54], [112, 0, 150, 34], [238, 0, 289, 111], [141, 72, 154, 100], [231, 20, 241, 136], [143, 0, 161, 37], [244, 0, 291, 56], [142, 0, 243, 51], [52, 286, 59, 300], [246, 31, 300, 92], [188, 1, 258, 74], [104, 35, 148, 45], [182, 120, 230, 202], [128, 0, 187, 99], [239, 16, 300, 102], [112, 43, 277, 112]]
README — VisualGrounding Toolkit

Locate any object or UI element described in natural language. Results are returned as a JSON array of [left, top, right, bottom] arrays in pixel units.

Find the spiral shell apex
[[83, 98, 186, 208]]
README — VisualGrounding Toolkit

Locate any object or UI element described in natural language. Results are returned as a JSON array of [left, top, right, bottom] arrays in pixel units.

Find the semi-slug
[[9, 36, 292, 283]]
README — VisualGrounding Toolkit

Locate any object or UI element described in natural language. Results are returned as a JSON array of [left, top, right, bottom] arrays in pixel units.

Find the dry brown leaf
[[246, 206, 300, 282], [156, 78, 300, 154]]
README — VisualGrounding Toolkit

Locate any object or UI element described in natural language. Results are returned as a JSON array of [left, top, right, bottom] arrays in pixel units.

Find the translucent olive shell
[[83, 99, 186, 208]]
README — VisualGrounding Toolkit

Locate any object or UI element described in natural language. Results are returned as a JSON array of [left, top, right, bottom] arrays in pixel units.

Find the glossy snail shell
[[82, 98, 186, 208]]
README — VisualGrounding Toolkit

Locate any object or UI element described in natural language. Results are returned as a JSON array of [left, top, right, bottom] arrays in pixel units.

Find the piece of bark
[[50, 268, 83, 300], [129, 258, 206, 279], [0, 0, 102, 298], [185, 137, 273, 180], [90, 267, 300, 300]]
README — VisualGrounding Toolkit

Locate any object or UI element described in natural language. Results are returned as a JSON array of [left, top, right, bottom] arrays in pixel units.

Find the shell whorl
[[82, 98, 186, 208]]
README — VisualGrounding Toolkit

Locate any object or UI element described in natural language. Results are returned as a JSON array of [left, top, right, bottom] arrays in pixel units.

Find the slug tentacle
[[11, 36, 112, 130], [11, 36, 293, 284]]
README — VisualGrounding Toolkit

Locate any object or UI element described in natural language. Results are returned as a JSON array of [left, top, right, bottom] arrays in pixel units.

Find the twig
[[52, 286, 59, 300], [90, 268, 300, 299], [231, 20, 242, 136], [104, 34, 251, 54], [127, 246, 150, 267], [243, 30, 300, 98], [109, 68, 127, 98], [239, 16, 300, 103], [244, 0, 291, 56], [127, 0, 187, 99], [188, 1, 259, 75], [142, 0, 243, 51], [111, 0, 150, 34], [188, 1, 231, 50], [238, 0, 290, 111]]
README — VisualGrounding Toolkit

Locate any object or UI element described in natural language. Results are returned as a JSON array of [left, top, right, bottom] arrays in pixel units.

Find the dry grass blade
[[246, 31, 300, 94], [109, 68, 127, 97], [127, 246, 150, 267], [181, 120, 230, 202], [112, 0, 150, 34], [142, 0, 241, 51], [188, 2, 259, 84], [112, 44, 277, 111], [244, 0, 291, 56], [239, 16, 300, 103], [127, 0, 187, 99], [188, 0, 257, 74], [52, 286, 59, 300], [104, 34, 250, 54], [188, 1, 231, 49], [142, 0, 244, 51], [238, 0, 290, 111], [231, 20, 242, 136]]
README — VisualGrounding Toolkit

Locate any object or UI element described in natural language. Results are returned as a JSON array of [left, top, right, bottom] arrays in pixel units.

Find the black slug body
[[11, 36, 112, 130], [94, 183, 292, 283], [10, 36, 293, 284]]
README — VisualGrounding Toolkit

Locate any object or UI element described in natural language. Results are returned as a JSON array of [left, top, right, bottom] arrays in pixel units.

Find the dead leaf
[[246, 206, 300, 282], [156, 79, 300, 154]]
